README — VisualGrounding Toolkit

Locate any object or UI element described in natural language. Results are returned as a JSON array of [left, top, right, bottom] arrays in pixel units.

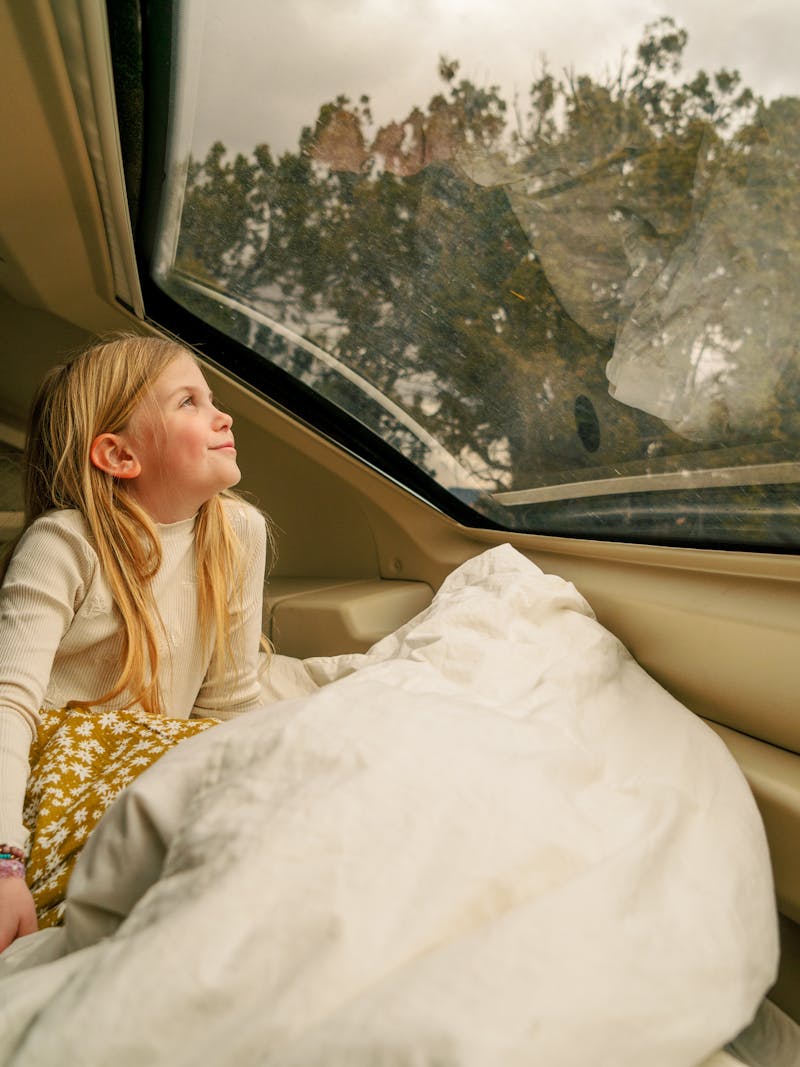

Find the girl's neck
[[155, 513, 198, 531]]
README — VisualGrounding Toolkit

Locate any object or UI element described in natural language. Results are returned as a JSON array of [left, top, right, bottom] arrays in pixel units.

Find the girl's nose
[[214, 406, 233, 430]]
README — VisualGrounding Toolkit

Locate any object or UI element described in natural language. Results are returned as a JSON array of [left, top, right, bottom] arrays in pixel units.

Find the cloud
[[188, 0, 800, 159]]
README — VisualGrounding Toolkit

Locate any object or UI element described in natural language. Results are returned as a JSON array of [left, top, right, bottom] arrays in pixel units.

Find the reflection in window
[[154, 5, 800, 546]]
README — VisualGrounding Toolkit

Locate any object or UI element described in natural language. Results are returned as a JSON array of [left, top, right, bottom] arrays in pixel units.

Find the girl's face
[[120, 353, 241, 523]]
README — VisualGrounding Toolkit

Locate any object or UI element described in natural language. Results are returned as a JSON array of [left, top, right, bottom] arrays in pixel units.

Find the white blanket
[[0, 545, 778, 1066]]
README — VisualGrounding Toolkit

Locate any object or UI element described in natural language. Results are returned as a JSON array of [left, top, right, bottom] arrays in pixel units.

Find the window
[[143, 1, 800, 547]]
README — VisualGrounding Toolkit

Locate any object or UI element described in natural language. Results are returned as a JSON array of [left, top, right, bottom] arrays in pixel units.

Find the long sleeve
[[0, 513, 95, 846], [0, 710, 33, 848], [191, 504, 267, 720], [0, 516, 95, 733]]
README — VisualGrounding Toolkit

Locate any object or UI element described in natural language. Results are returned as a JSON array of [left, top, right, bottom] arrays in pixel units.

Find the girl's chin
[[222, 466, 243, 491]]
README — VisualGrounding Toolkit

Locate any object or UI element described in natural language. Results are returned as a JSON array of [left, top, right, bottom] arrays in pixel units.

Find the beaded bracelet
[[0, 859, 26, 879], [0, 844, 26, 878]]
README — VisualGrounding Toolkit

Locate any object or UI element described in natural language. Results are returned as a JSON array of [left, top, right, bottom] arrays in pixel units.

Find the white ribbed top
[[0, 502, 267, 847]]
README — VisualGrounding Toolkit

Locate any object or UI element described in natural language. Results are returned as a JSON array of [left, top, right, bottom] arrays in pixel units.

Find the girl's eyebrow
[[165, 385, 214, 402]]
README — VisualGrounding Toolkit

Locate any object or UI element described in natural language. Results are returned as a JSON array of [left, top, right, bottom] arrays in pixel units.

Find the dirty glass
[[152, 0, 800, 546]]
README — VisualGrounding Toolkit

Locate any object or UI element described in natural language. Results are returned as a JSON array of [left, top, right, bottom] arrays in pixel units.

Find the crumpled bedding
[[0, 545, 778, 1066]]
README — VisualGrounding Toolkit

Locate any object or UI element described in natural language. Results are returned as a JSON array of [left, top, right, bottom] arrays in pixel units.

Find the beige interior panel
[[773, 916, 800, 1023], [705, 722, 800, 925], [697, 1054, 743, 1067], [0, 292, 93, 427], [229, 412, 381, 580], [266, 578, 433, 658], [0, 4, 128, 334]]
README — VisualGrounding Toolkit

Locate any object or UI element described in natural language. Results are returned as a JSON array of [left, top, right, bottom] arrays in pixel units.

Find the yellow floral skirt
[[24, 707, 219, 929]]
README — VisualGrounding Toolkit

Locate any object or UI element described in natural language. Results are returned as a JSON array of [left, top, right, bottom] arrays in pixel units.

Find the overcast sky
[[182, 0, 800, 159]]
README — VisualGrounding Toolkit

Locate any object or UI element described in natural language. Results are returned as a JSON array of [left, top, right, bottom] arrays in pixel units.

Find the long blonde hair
[[11, 332, 262, 714]]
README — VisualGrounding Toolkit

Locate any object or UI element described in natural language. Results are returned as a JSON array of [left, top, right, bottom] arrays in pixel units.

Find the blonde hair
[[11, 332, 264, 715]]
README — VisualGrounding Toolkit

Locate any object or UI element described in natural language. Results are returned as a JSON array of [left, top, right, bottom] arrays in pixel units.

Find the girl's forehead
[[153, 352, 207, 394]]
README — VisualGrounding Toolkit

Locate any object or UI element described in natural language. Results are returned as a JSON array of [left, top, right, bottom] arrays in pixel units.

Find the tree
[[165, 19, 797, 521]]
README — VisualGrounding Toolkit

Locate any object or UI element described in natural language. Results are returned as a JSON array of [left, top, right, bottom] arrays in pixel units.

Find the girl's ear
[[89, 433, 142, 479]]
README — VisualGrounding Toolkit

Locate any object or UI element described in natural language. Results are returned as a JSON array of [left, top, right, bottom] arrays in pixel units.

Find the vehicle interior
[[1, 1, 798, 1060]]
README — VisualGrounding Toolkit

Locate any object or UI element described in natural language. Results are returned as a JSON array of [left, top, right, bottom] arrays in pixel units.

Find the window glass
[[152, 0, 800, 546]]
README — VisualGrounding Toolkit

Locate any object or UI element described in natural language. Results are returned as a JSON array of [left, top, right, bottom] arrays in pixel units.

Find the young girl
[[0, 333, 270, 952]]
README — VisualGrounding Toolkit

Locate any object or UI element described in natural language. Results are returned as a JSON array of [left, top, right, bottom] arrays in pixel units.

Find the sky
[[181, 0, 800, 160]]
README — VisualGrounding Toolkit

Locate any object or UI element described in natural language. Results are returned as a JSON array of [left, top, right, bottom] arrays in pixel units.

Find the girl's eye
[[180, 395, 195, 407]]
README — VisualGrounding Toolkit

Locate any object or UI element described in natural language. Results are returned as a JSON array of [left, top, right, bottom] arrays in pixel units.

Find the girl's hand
[[0, 877, 38, 953]]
